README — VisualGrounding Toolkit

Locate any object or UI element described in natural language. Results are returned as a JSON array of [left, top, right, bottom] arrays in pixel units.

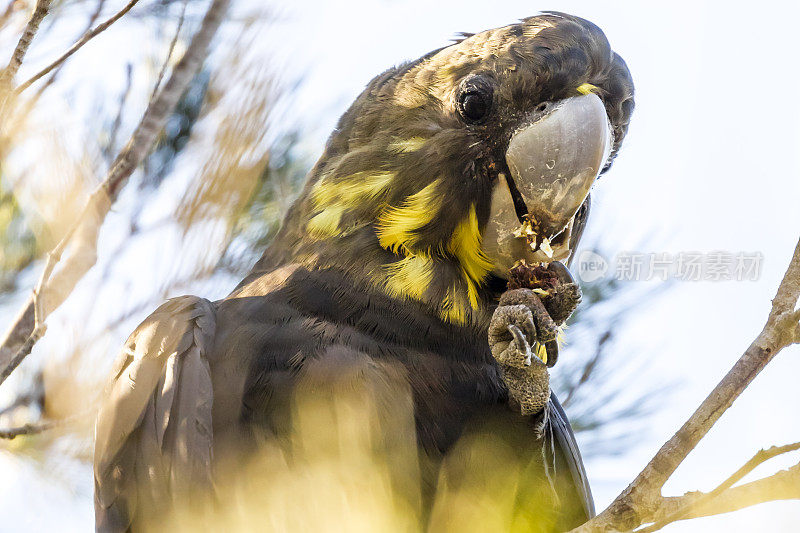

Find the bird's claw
[[488, 261, 582, 415], [507, 324, 533, 367]]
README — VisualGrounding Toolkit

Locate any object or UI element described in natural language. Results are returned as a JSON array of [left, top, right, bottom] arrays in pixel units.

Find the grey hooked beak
[[484, 93, 612, 273]]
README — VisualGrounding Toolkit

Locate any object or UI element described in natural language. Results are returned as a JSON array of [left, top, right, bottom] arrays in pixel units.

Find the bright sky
[[1, 0, 799, 531]]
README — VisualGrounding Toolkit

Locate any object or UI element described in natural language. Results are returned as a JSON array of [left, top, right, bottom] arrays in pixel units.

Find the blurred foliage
[[0, 180, 36, 294], [142, 70, 210, 189], [135, 0, 207, 18], [220, 130, 309, 272]]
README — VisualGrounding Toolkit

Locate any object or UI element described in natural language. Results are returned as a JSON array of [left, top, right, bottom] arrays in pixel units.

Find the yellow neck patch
[[307, 164, 494, 326], [381, 254, 435, 301], [447, 205, 493, 310], [307, 171, 396, 238], [377, 190, 493, 325], [307, 204, 346, 238], [312, 170, 395, 207], [376, 179, 442, 254]]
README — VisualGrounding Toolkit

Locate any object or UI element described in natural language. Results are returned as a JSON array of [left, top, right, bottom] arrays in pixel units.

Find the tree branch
[[149, 0, 188, 101], [0, 0, 232, 387], [571, 237, 800, 532], [15, 0, 140, 94], [0, 419, 59, 439], [31, 0, 108, 98], [0, 0, 19, 30], [650, 463, 800, 523], [638, 443, 800, 532], [0, 410, 93, 439], [0, 0, 52, 89]]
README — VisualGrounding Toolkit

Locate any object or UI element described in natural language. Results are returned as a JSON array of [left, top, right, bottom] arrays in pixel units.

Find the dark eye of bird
[[460, 92, 489, 122], [457, 77, 493, 123]]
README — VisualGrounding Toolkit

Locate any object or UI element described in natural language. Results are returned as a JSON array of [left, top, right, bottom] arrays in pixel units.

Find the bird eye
[[460, 92, 489, 121], [457, 77, 493, 123]]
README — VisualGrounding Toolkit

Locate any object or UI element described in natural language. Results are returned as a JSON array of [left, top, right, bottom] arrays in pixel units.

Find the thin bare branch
[[32, 0, 108, 97], [0, 410, 94, 439], [0, 322, 45, 386], [0, 0, 232, 387], [0, 0, 19, 29], [562, 330, 610, 408], [150, 0, 188, 101], [0, 0, 52, 88], [638, 442, 800, 532], [105, 0, 230, 199], [106, 63, 134, 159], [15, 0, 140, 94], [571, 237, 800, 532], [790, 308, 800, 344], [651, 463, 800, 523], [0, 419, 58, 439], [86, 0, 109, 34]]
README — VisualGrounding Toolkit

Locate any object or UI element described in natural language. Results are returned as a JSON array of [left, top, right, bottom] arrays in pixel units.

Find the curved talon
[[524, 314, 537, 342], [507, 324, 532, 366], [544, 339, 559, 367]]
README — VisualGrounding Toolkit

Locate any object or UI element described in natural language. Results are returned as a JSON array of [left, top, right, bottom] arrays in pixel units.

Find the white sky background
[[1, 0, 800, 531]]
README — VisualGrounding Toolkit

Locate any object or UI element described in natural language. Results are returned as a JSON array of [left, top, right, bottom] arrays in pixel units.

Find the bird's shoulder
[[94, 295, 216, 532]]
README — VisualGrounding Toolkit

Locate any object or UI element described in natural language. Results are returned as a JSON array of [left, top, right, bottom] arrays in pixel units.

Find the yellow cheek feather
[[374, 180, 441, 308], [382, 254, 435, 300], [314, 172, 495, 326], [376, 179, 442, 253], [388, 137, 427, 154], [377, 195, 495, 325], [447, 204, 493, 310], [307, 204, 345, 238], [311, 171, 395, 207], [441, 287, 469, 325], [307, 171, 396, 237]]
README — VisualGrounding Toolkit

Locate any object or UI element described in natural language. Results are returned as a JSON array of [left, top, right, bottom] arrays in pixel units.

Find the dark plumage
[[94, 12, 634, 532]]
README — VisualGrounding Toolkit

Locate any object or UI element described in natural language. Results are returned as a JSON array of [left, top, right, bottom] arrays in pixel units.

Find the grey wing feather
[[548, 392, 595, 520], [94, 295, 216, 532]]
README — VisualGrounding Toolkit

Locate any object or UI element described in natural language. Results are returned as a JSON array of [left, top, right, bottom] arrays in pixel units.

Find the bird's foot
[[489, 261, 581, 416]]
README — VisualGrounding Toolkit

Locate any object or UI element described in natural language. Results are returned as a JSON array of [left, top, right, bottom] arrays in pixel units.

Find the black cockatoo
[[94, 12, 633, 532]]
